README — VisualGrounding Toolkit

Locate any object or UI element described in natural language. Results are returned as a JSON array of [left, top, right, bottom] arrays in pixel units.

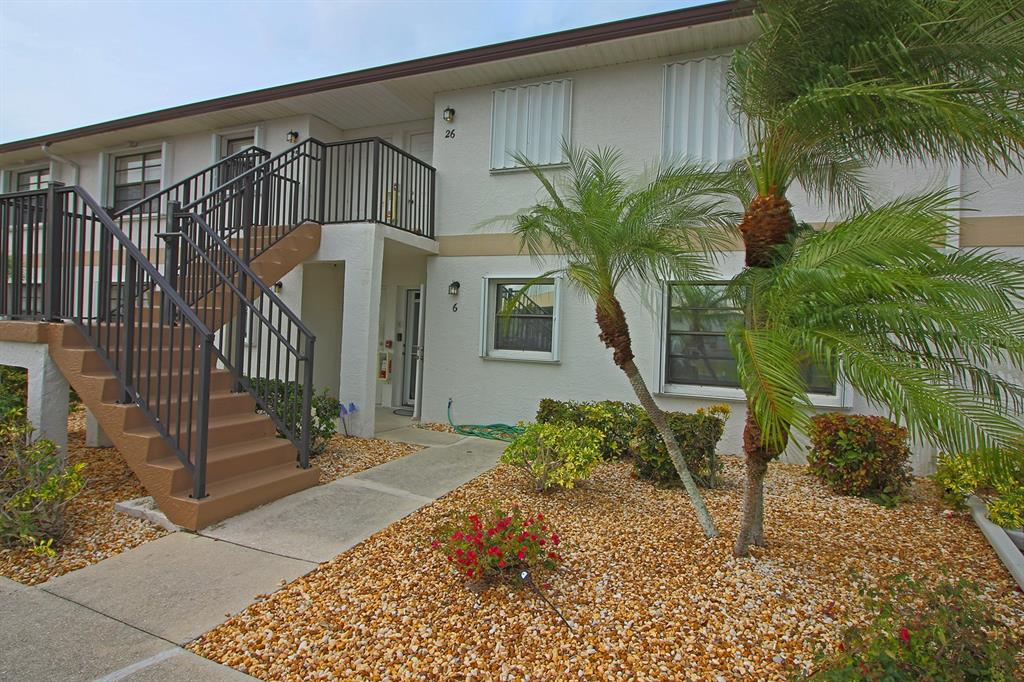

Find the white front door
[[409, 132, 433, 165]]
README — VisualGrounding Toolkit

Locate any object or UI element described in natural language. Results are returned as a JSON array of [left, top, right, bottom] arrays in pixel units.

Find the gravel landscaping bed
[[316, 434, 421, 483], [415, 422, 456, 434], [189, 458, 1024, 680], [0, 409, 168, 586]]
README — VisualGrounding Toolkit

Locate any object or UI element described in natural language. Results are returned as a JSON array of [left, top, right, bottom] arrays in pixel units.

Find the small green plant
[[0, 365, 28, 414], [631, 406, 728, 488], [502, 421, 603, 492], [804, 573, 1018, 681], [935, 449, 1024, 529], [432, 504, 562, 584], [808, 414, 912, 505], [247, 378, 340, 454], [0, 410, 85, 555], [536, 398, 643, 458]]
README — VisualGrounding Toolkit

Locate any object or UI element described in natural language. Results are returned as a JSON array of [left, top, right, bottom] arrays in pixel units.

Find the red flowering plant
[[806, 573, 1016, 680], [431, 504, 562, 585]]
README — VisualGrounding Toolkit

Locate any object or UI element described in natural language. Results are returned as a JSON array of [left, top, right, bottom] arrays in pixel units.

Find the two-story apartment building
[[1, 1, 1021, 528]]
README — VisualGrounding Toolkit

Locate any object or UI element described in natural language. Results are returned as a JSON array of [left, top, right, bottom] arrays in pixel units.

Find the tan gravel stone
[[188, 458, 1024, 680]]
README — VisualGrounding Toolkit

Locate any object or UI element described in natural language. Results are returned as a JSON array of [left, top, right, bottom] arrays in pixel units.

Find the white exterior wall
[[418, 49, 1024, 474]]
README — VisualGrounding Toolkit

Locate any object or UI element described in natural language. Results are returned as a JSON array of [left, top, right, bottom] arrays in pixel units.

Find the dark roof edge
[[0, 1, 750, 154]]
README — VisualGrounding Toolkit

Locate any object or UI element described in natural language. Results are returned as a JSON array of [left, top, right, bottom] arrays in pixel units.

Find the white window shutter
[[663, 55, 745, 164], [491, 79, 571, 170]]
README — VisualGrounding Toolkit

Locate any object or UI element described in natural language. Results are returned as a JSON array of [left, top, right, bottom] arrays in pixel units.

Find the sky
[[0, 0, 703, 143]]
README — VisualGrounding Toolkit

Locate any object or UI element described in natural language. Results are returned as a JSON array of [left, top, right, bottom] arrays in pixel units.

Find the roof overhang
[[0, 0, 754, 165]]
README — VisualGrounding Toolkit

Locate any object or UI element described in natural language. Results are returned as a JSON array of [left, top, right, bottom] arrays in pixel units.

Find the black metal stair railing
[[110, 145, 269, 265], [1, 184, 217, 499], [161, 205, 316, 466]]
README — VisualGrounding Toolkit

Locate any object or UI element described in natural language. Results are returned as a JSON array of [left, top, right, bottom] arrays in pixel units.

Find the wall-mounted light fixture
[[448, 280, 461, 296], [273, 281, 284, 293], [442, 107, 456, 123], [285, 131, 300, 144]]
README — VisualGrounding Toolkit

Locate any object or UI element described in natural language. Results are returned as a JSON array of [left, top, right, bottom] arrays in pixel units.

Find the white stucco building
[[2, 1, 1021, 479]]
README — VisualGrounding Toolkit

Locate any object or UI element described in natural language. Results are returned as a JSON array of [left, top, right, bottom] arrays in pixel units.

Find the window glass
[[493, 282, 555, 352], [665, 282, 835, 394], [16, 168, 50, 191], [112, 151, 162, 211]]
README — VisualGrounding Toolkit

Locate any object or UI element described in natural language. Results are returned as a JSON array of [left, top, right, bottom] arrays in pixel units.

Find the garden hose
[[447, 398, 524, 442]]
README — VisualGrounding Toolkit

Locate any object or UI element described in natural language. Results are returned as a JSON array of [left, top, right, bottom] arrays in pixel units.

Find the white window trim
[[654, 283, 851, 408], [489, 78, 572, 173], [479, 275, 562, 363], [211, 125, 263, 163]]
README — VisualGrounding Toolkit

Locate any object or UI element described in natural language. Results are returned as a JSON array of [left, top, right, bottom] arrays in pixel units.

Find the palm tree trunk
[[733, 189, 798, 557], [594, 295, 717, 538], [734, 409, 776, 556], [621, 359, 718, 537]]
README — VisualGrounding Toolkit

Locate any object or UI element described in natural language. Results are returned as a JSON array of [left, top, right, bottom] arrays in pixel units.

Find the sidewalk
[[0, 435, 504, 681]]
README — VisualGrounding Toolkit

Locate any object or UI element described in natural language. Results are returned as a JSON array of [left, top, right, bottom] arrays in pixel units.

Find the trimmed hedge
[[502, 421, 604, 492], [536, 399, 642, 458], [808, 413, 912, 504], [631, 407, 727, 488]]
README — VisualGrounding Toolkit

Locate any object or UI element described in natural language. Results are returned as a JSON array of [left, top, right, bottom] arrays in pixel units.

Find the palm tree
[[508, 145, 738, 537], [725, 0, 1024, 556]]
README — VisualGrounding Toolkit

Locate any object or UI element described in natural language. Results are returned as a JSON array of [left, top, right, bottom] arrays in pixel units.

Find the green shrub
[[808, 413, 912, 504], [630, 405, 729, 488], [502, 421, 604, 492], [536, 398, 642, 458], [0, 365, 28, 414], [1, 366, 80, 413], [804, 573, 1017, 681], [0, 410, 85, 555], [935, 449, 1024, 529], [247, 378, 340, 455], [432, 504, 562, 584]]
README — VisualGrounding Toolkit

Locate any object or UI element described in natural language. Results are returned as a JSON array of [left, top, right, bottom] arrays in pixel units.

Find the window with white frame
[[662, 55, 746, 163], [111, 150, 162, 211], [480, 277, 561, 361], [222, 134, 255, 158], [490, 79, 572, 171], [664, 282, 835, 394], [16, 167, 50, 191]]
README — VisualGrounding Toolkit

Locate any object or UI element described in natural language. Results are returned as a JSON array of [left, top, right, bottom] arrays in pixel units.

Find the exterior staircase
[[1, 138, 434, 531]]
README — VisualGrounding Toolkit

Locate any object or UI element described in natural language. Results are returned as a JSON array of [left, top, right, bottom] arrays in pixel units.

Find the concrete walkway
[[0, 434, 504, 681]]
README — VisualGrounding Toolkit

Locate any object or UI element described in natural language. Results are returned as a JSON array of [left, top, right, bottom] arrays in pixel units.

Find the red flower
[[518, 549, 526, 560], [431, 540, 440, 549], [498, 559, 506, 568], [537, 513, 544, 521], [551, 533, 560, 545], [899, 627, 910, 643]]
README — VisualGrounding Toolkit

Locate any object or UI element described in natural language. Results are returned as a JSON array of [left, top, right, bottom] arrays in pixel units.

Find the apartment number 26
[[444, 129, 456, 139]]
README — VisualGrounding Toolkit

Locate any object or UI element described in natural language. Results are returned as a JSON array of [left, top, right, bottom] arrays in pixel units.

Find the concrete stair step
[[173, 462, 320, 529], [149, 436, 298, 492]]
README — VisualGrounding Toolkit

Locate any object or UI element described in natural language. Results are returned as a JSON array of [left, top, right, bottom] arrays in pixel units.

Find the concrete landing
[[42, 532, 315, 645], [0, 579, 257, 681], [200, 435, 503, 562]]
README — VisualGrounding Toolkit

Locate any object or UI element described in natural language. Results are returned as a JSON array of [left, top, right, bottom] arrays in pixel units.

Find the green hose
[[447, 399, 524, 442]]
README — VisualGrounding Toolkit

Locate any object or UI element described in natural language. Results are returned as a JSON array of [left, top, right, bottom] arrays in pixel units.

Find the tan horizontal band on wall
[[437, 232, 746, 256], [960, 216, 1024, 247], [437, 216, 1021, 256]]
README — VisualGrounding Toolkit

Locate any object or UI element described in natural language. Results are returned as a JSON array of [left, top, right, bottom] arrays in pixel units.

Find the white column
[[338, 227, 385, 437], [0, 340, 69, 452], [85, 409, 113, 447]]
